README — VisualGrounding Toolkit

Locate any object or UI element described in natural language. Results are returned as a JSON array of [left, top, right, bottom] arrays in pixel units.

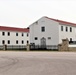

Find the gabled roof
[[0, 26, 29, 32], [45, 16, 76, 27]]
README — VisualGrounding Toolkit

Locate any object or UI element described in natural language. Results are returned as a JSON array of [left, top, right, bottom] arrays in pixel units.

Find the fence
[[0, 45, 58, 51], [0, 45, 3, 50], [30, 45, 58, 50], [69, 41, 76, 45], [0, 45, 26, 50]]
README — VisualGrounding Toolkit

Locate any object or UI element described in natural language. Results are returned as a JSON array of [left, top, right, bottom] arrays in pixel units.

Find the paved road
[[0, 51, 76, 75]]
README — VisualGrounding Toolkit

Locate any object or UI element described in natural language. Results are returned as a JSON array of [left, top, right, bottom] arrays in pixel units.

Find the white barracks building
[[29, 16, 76, 46], [0, 26, 29, 46]]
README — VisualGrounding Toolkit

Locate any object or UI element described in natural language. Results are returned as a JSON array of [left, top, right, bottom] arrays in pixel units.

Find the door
[[41, 37, 46, 49]]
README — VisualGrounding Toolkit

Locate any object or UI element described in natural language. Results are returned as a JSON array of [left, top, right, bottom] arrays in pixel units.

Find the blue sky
[[0, 0, 76, 28]]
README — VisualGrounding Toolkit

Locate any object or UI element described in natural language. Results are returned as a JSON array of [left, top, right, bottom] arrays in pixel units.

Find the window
[[41, 27, 45, 32], [48, 37, 51, 39], [8, 40, 10, 44], [35, 37, 38, 40], [22, 33, 24, 36], [35, 21, 38, 24], [16, 40, 18, 44], [16, 33, 18, 36], [8, 32, 10, 36], [22, 40, 24, 44], [70, 38, 72, 41], [2, 32, 5, 36], [27, 40, 29, 44], [70, 27, 72, 32], [66, 27, 68, 32], [2, 40, 5, 44], [61, 26, 63, 31], [27, 33, 29, 37]]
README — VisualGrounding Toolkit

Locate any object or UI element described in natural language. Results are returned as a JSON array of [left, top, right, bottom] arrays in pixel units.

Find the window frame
[[16, 33, 18, 36], [22, 33, 24, 36], [70, 38, 72, 41], [61, 26, 63, 31], [2, 32, 5, 36], [8, 40, 10, 44], [27, 33, 29, 37], [66, 27, 68, 32], [8, 32, 10, 36], [70, 27, 72, 32], [27, 40, 29, 44], [41, 26, 45, 32], [16, 40, 18, 44], [48, 37, 51, 40], [35, 37, 38, 40], [22, 40, 24, 44], [2, 40, 5, 44]]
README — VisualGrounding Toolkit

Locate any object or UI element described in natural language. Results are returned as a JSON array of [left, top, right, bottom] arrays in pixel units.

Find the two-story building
[[0, 26, 29, 50], [29, 16, 76, 47]]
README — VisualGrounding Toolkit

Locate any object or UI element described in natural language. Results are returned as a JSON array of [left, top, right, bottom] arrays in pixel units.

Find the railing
[[30, 45, 58, 50], [0, 45, 3, 50], [0, 45, 26, 50], [69, 41, 76, 44], [0, 45, 58, 50], [7, 45, 26, 50]]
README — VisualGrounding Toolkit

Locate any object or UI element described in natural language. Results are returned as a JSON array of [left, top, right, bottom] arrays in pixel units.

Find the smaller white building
[[29, 16, 76, 46], [0, 26, 29, 46]]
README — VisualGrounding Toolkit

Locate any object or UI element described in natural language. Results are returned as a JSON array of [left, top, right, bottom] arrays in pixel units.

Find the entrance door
[[41, 37, 46, 49]]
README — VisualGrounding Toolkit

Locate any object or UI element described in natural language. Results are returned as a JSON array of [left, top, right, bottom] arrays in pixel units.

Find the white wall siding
[[59, 25, 76, 44], [30, 17, 59, 45], [0, 31, 29, 45]]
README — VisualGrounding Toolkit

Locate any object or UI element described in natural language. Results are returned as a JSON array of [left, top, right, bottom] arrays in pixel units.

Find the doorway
[[41, 37, 46, 49]]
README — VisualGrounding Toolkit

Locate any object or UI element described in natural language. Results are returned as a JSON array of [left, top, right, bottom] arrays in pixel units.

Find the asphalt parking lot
[[0, 51, 76, 75]]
